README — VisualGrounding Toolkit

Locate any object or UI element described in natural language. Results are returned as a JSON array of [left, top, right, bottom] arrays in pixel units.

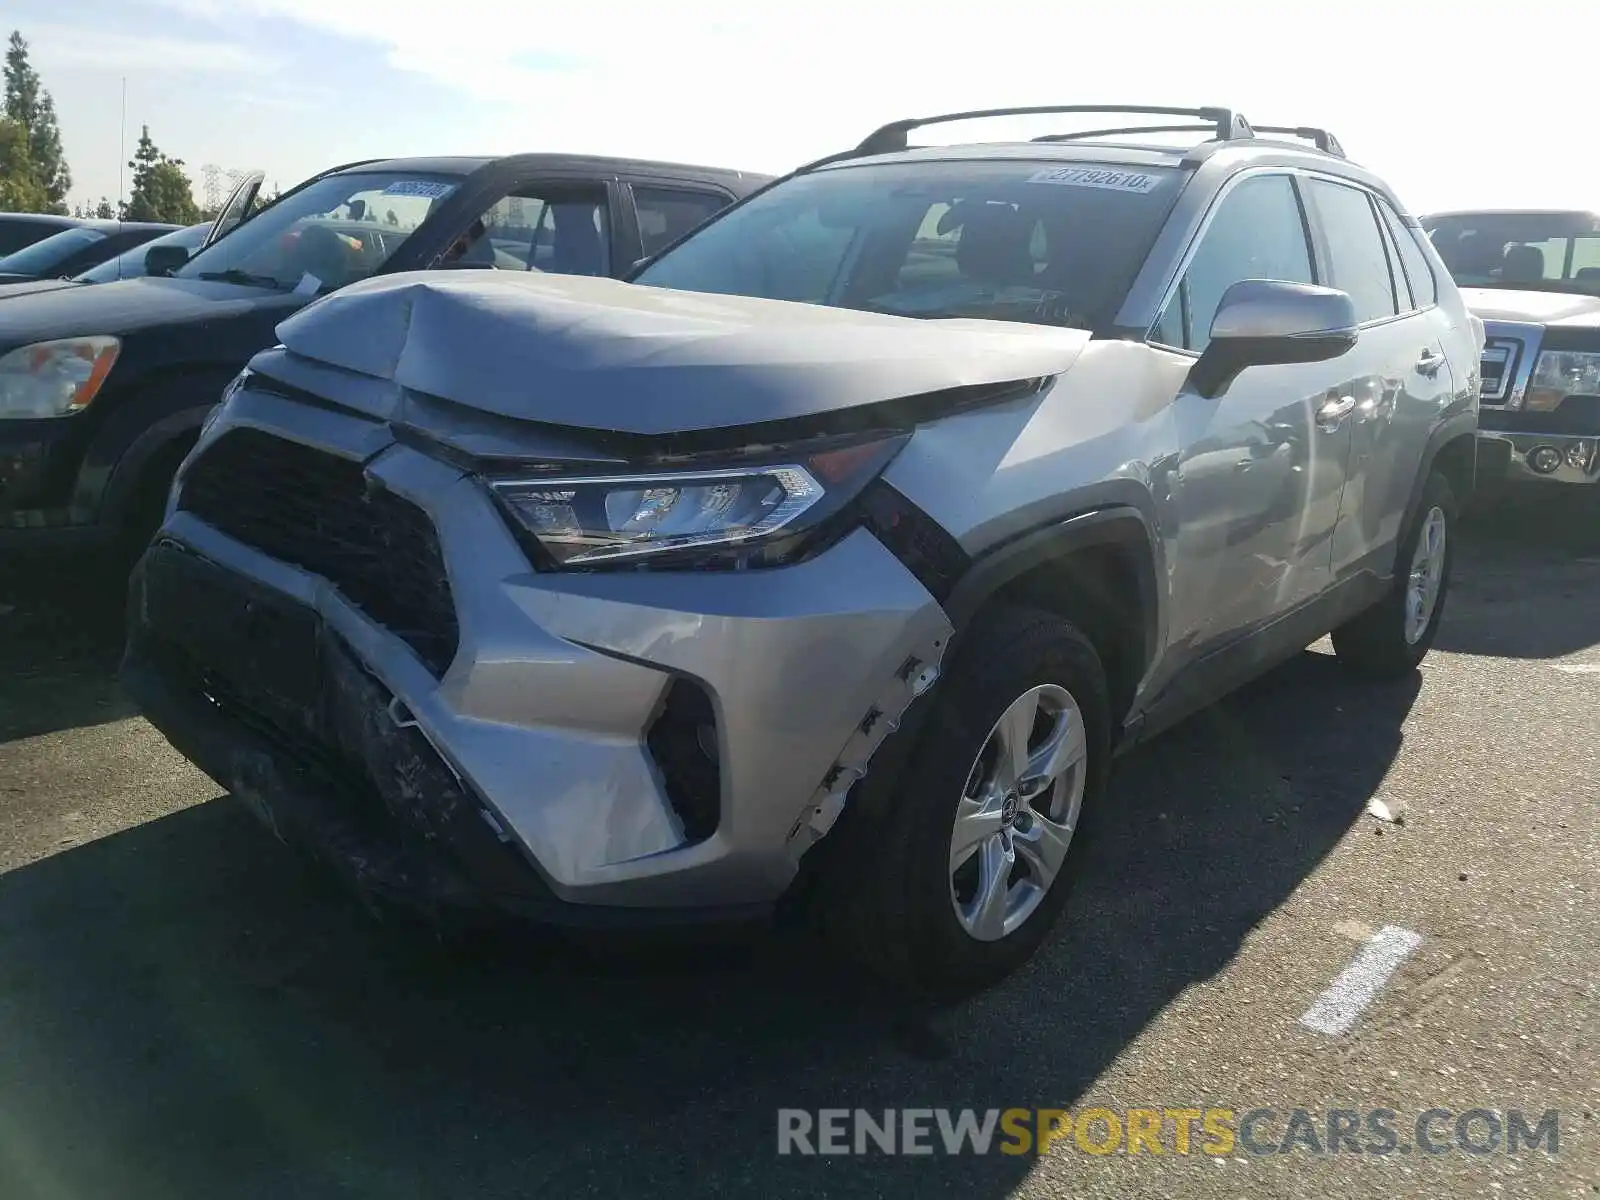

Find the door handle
[[1316, 394, 1357, 431], [1416, 348, 1445, 377]]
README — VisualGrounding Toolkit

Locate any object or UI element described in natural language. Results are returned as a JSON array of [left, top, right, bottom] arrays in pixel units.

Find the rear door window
[[1306, 180, 1401, 322], [633, 187, 731, 258], [1376, 200, 1437, 307]]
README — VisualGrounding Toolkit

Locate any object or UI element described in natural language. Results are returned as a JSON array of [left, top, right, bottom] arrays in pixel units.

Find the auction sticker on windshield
[[382, 180, 454, 198], [1026, 166, 1165, 193]]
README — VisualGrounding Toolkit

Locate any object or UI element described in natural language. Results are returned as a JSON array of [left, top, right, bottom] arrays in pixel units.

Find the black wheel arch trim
[[74, 366, 237, 527], [843, 502, 1164, 827], [1398, 410, 1477, 564], [945, 504, 1164, 649], [96, 404, 212, 525]]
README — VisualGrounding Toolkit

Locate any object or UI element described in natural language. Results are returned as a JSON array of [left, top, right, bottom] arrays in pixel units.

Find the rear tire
[[1332, 471, 1457, 679], [816, 605, 1111, 1001]]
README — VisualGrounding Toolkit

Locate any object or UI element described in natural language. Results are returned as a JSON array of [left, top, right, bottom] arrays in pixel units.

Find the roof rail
[[853, 105, 1254, 156], [1251, 125, 1345, 157], [1032, 123, 1222, 144]]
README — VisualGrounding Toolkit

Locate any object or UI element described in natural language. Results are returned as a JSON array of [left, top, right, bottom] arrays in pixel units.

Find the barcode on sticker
[[381, 180, 454, 198], [1026, 167, 1164, 193]]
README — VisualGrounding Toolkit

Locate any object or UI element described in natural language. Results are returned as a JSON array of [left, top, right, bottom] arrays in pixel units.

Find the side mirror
[[144, 244, 191, 278], [1190, 279, 1358, 399]]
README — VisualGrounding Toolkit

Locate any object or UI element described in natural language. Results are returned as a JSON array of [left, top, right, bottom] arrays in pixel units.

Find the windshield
[[175, 170, 462, 292], [77, 223, 210, 283], [634, 159, 1184, 329], [0, 227, 107, 276], [1423, 211, 1600, 296]]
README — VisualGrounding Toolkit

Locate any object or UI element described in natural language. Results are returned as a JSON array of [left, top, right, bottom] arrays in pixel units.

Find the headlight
[[490, 433, 908, 568], [1526, 350, 1600, 412], [0, 336, 121, 419]]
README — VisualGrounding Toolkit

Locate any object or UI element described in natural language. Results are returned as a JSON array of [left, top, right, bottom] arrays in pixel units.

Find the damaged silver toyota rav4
[[122, 106, 1482, 998]]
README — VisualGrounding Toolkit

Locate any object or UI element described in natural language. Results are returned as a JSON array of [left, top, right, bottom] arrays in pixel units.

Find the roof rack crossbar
[[1251, 125, 1345, 157], [1032, 123, 1221, 143], [854, 105, 1254, 156]]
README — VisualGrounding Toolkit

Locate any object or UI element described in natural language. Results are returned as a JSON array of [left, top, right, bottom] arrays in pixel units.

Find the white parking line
[[1552, 663, 1600, 675], [1298, 925, 1422, 1037]]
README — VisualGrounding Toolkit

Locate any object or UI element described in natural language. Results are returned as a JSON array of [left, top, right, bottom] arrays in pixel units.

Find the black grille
[[178, 428, 459, 676]]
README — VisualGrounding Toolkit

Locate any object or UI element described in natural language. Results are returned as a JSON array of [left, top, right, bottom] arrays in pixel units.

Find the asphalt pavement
[[0, 496, 1595, 1200]]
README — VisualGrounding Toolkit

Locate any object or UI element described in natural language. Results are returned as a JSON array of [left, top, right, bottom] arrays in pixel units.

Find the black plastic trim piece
[[646, 678, 721, 844], [944, 507, 1160, 638]]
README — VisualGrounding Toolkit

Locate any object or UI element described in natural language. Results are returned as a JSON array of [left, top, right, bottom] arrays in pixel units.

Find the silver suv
[[121, 105, 1483, 998]]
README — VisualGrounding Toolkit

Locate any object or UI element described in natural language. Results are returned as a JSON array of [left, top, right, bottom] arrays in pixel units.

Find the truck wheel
[[818, 605, 1111, 1001], [1332, 471, 1457, 679]]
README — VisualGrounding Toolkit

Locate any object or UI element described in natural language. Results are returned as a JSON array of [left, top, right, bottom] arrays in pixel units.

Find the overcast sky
[[11, 0, 1598, 216]]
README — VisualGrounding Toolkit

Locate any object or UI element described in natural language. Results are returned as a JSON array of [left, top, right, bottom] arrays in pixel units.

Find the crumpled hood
[[271, 271, 1093, 436], [1460, 286, 1600, 328]]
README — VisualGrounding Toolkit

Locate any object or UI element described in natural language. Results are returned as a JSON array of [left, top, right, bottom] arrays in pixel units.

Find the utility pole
[[117, 76, 126, 216]]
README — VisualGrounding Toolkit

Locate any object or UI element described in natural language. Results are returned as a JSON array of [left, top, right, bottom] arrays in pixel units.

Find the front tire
[[818, 605, 1111, 1001], [1332, 471, 1457, 678]]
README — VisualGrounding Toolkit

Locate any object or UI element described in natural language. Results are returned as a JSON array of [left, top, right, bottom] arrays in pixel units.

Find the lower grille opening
[[646, 678, 721, 844], [141, 615, 551, 905]]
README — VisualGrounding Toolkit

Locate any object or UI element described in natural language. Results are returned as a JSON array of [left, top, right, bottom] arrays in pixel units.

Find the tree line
[[1, 29, 205, 224]]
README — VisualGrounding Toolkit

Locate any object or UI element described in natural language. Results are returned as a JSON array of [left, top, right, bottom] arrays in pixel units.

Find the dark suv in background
[[0, 155, 766, 560], [0, 220, 179, 285], [0, 212, 84, 255]]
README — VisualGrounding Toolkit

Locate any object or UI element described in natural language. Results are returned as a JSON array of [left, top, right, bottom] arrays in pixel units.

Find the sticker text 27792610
[[1025, 167, 1165, 194]]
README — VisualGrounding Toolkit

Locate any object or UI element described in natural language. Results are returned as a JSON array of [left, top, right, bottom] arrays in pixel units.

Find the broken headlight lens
[[491, 434, 908, 567], [1525, 350, 1600, 411]]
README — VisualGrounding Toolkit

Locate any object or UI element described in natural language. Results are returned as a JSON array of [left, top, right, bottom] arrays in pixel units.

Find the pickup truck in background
[[1425, 208, 1600, 491]]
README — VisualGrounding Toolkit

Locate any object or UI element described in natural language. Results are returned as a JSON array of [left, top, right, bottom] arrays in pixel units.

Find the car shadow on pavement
[[1440, 493, 1600, 660], [0, 648, 1419, 1200]]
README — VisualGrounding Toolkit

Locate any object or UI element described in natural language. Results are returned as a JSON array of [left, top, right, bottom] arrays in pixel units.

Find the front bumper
[[0, 417, 103, 546], [122, 401, 952, 918], [1476, 430, 1600, 486], [121, 553, 771, 928]]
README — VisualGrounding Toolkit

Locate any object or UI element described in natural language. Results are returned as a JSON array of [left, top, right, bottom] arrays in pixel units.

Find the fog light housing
[[1566, 440, 1594, 471], [1527, 445, 1563, 474]]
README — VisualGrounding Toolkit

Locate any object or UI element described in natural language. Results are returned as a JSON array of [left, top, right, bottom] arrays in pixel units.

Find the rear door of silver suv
[[1299, 177, 1455, 582]]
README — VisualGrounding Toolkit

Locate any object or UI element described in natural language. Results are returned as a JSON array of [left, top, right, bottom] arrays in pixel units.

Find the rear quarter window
[[1377, 201, 1437, 307]]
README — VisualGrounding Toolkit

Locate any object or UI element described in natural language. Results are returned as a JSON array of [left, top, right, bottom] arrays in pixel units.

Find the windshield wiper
[[196, 268, 287, 290]]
